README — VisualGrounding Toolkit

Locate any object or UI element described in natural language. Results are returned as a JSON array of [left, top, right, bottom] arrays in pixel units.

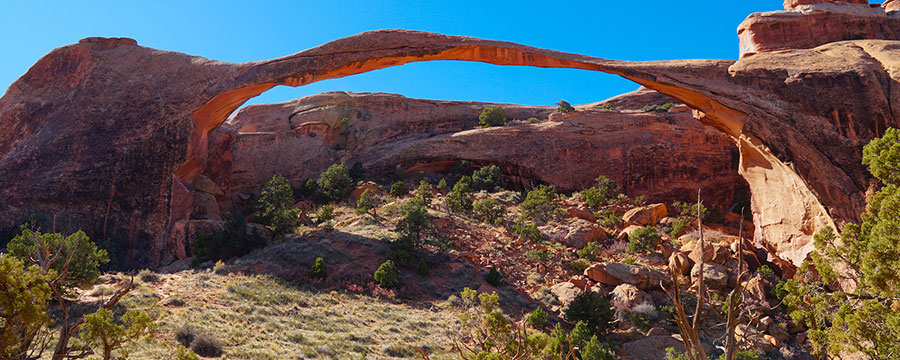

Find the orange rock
[[565, 206, 596, 222], [622, 203, 667, 226], [350, 181, 379, 201]]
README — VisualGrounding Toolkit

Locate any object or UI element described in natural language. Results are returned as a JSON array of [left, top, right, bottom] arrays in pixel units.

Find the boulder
[[192, 175, 224, 196], [622, 203, 667, 226], [584, 262, 669, 290], [682, 240, 731, 265], [550, 282, 582, 307], [668, 251, 693, 276], [562, 219, 607, 249], [611, 284, 654, 314], [691, 263, 729, 290], [621, 336, 685, 360], [565, 206, 596, 222], [743, 273, 768, 300], [618, 225, 643, 240]]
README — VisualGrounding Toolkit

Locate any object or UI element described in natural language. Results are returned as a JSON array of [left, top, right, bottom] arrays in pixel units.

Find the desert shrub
[[577, 241, 603, 261], [316, 205, 334, 223], [193, 212, 266, 263], [317, 163, 354, 202], [416, 259, 430, 276], [528, 307, 549, 329], [472, 165, 503, 191], [415, 180, 434, 206], [555, 100, 575, 113], [355, 188, 379, 219], [622, 256, 637, 265], [473, 198, 506, 225], [756, 264, 774, 278], [512, 221, 543, 243], [478, 107, 506, 128], [669, 217, 690, 238], [396, 197, 431, 241], [389, 181, 408, 197], [7, 229, 107, 292], [437, 178, 448, 190], [520, 185, 562, 224], [626, 226, 661, 253], [570, 258, 591, 273], [78, 308, 155, 360], [580, 176, 618, 209], [138, 269, 159, 283], [598, 209, 622, 227], [255, 174, 300, 235], [388, 236, 416, 267], [446, 176, 474, 215], [526, 117, 540, 124], [640, 103, 674, 112], [175, 325, 198, 347], [581, 335, 615, 360], [673, 201, 709, 222], [174, 346, 201, 360], [190, 333, 224, 357], [0, 254, 53, 358], [600, 103, 616, 110], [374, 260, 400, 289], [484, 268, 502, 286], [453, 160, 473, 175], [310, 257, 327, 280], [525, 249, 550, 265], [565, 292, 615, 335]]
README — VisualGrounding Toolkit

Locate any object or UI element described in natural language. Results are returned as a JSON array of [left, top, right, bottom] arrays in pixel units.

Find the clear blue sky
[[1, 1, 782, 107]]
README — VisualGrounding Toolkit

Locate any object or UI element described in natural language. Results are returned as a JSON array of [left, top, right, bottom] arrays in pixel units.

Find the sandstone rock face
[[550, 281, 582, 307], [739, 1, 900, 57], [691, 262, 729, 290], [1, 23, 896, 268], [211, 91, 743, 212]]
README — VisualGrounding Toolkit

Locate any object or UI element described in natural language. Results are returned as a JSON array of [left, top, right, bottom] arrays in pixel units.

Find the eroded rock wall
[[199, 90, 743, 218]]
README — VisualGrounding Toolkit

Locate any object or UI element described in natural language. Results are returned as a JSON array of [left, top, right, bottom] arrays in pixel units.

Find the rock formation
[[739, 0, 900, 57], [203, 90, 742, 217], [1, 2, 897, 267]]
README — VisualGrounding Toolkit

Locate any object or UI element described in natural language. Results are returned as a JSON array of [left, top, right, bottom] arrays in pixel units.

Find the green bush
[[7, 229, 108, 292], [580, 176, 618, 209], [525, 249, 550, 265], [389, 181, 408, 197], [528, 307, 549, 329], [512, 221, 543, 243], [0, 254, 53, 357], [669, 217, 690, 238], [316, 205, 334, 223], [627, 226, 661, 253], [555, 100, 575, 113], [581, 335, 615, 360], [484, 268, 502, 286], [478, 107, 506, 128], [472, 165, 503, 191], [349, 162, 365, 180], [526, 117, 540, 124], [598, 209, 622, 228], [310, 257, 327, 280], [356, 188, 379, 218], [437, 178, 448, 190], [415, 180, 434, 207], [255, 174, 300, 235], [570, 258, 590, 273], [78, 308, 155, 360], [640, 103, 674, 113], [520, 185, 562, 224], [174, 346, 201, 360], [396, 197, 431, 241], [374, 260, 400, 289], [316, 163, 354, 202], [193, 212, 266, 263], [600, 103, 616, 110], [673, 201, 709, 222], [473, 198, 506, 225], [175, 325, 197, 347], [565, 292, 615, 335], [388, 236, 415, 267], [577, 241, 603, 261], [446, 176, 474, 215]]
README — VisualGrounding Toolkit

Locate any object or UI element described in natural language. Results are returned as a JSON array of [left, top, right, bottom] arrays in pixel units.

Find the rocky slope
[[1, 1, 897, 268]]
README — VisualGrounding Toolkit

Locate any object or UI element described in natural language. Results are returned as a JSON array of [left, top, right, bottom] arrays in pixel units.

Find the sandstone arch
[[3, 30, 894, 267]]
